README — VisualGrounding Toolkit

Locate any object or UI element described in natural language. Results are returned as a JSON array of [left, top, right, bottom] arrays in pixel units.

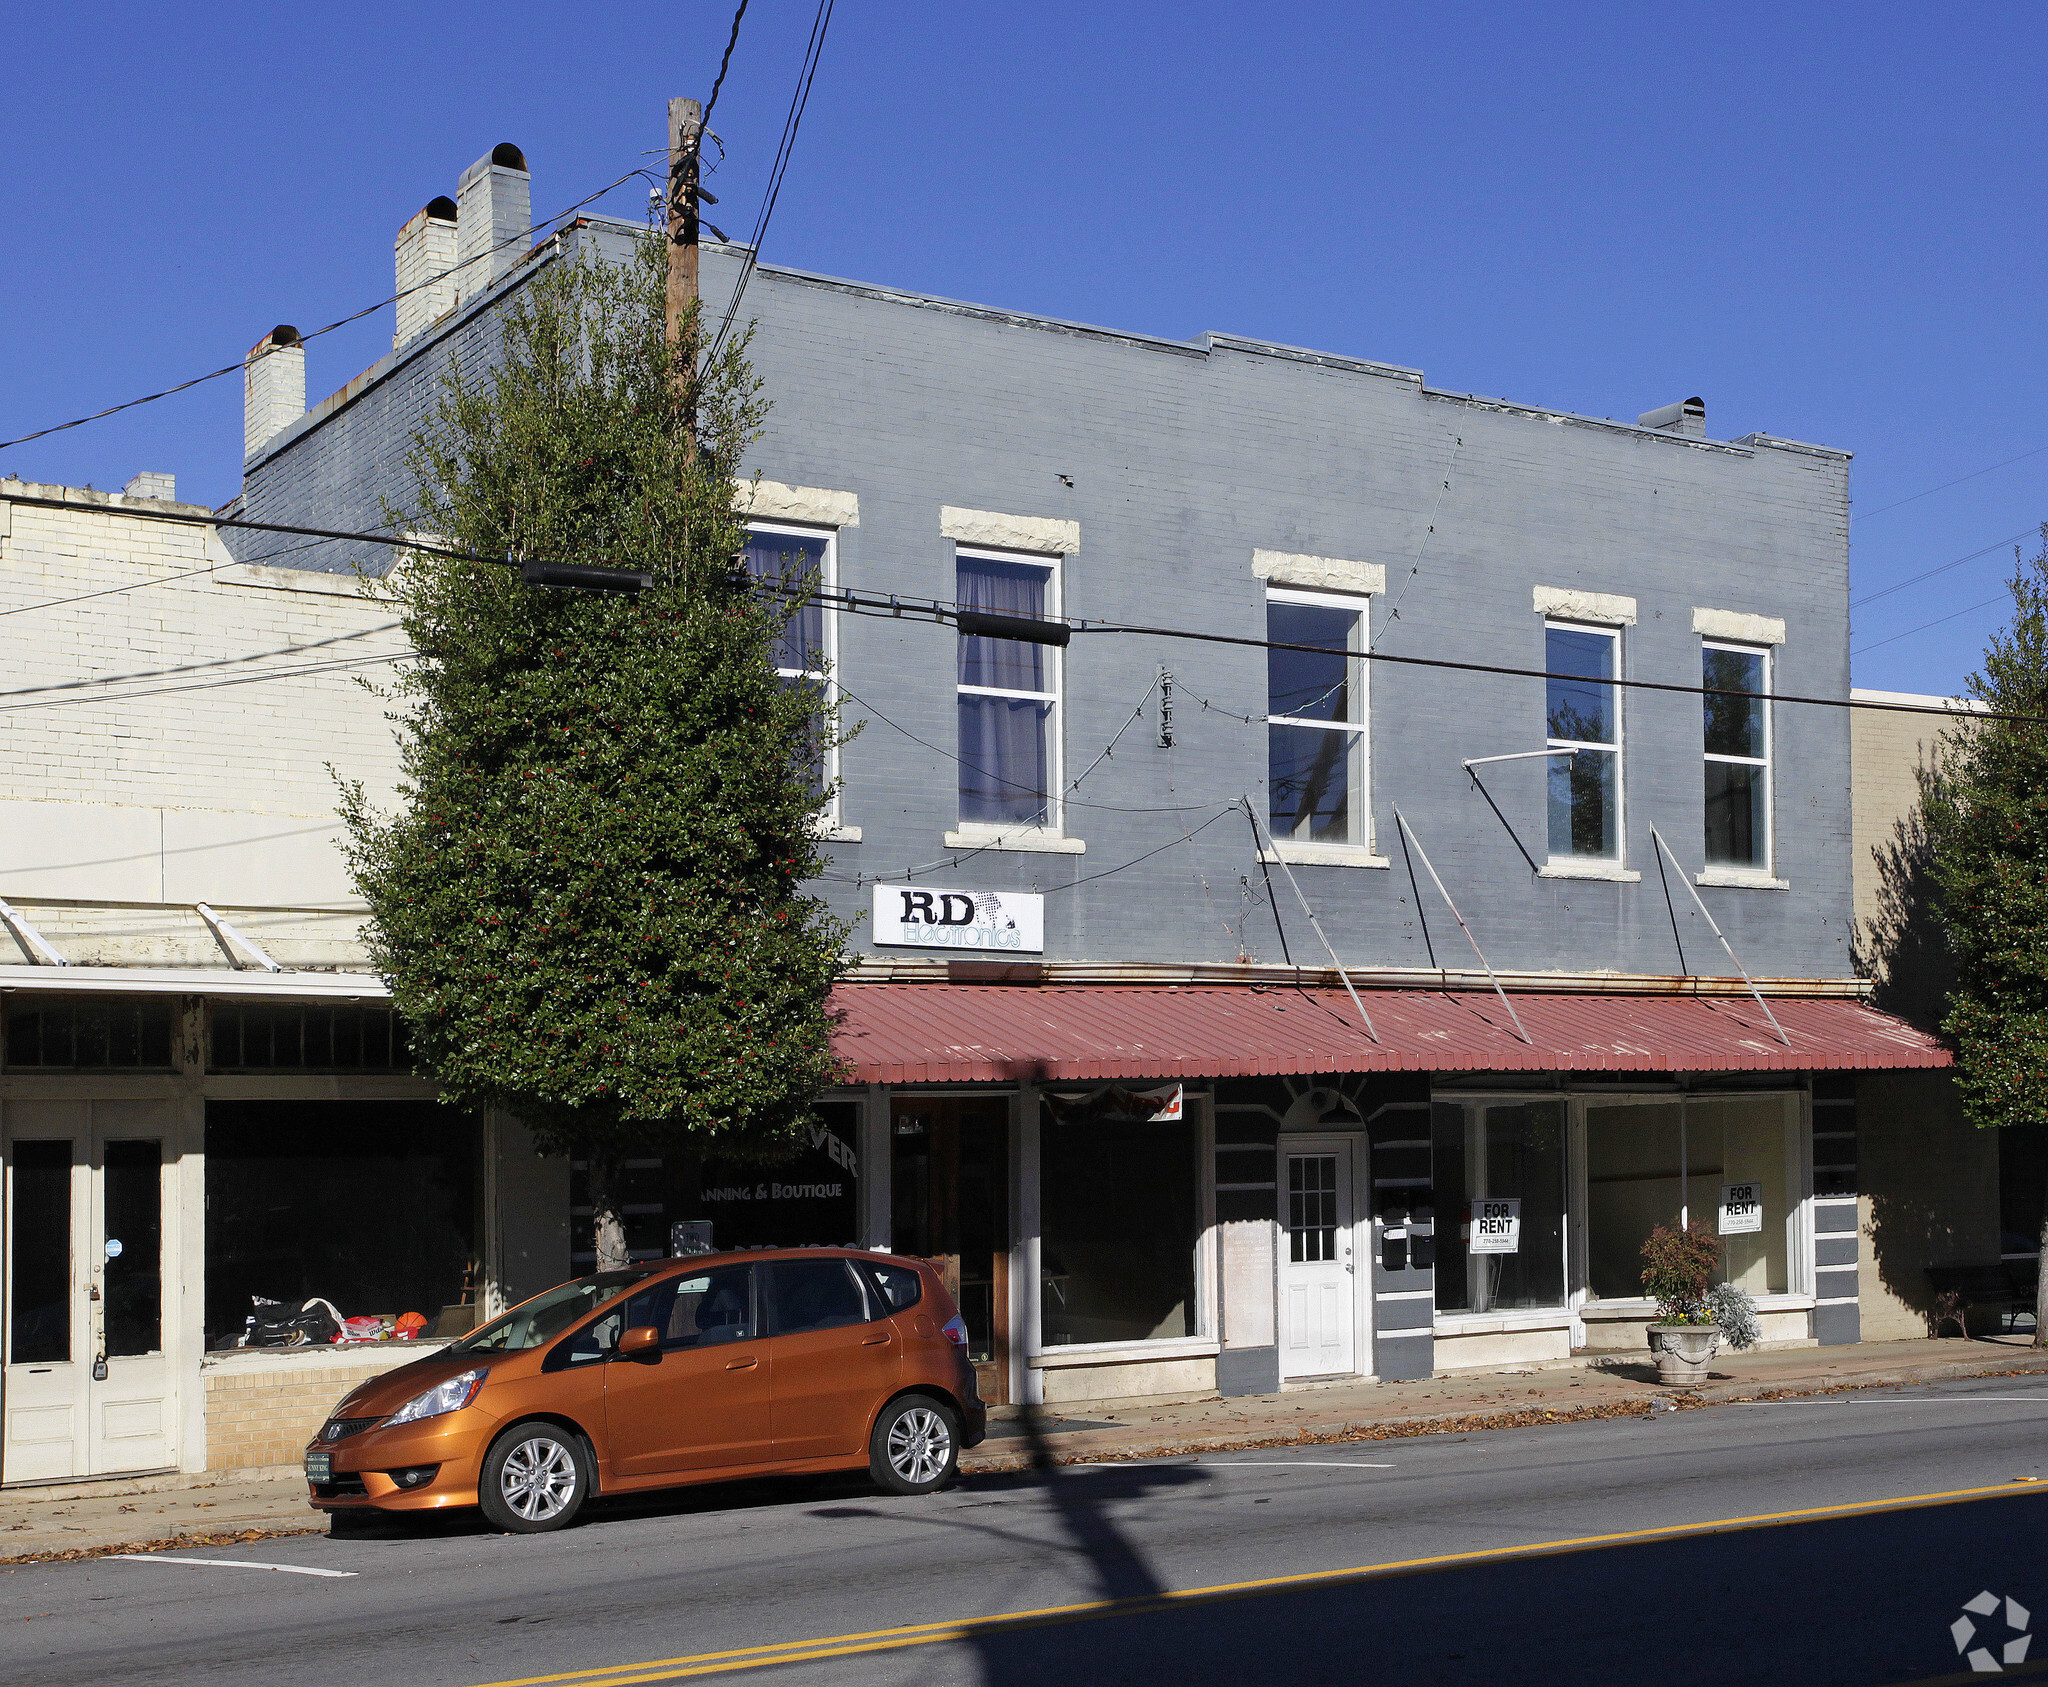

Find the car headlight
[[384, 1368, 487, 1427]]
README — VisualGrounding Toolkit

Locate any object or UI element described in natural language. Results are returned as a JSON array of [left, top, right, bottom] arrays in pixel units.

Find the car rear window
[[864, 1259, 923, 1312]]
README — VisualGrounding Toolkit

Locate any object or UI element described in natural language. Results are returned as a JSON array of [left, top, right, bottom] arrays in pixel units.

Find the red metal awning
[[829, 983, 1950, 1085]]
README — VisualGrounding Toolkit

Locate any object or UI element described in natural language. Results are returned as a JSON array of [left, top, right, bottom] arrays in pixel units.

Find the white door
[[1279, 1140, 1357, 1379], [4, 1102, 178, 1482]]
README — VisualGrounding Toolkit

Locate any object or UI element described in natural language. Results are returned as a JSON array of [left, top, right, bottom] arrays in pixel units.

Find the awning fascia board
[[0, 966, 391, 1001]]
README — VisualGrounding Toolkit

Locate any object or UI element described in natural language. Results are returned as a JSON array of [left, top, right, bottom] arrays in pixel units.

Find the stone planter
[[1648, 1323, 1720, 1390]]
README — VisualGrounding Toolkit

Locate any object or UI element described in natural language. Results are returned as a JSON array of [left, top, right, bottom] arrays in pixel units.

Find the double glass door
[[4, 1102, 177, 1482]]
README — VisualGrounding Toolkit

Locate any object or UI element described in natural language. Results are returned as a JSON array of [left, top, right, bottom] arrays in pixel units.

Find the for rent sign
[[871, 885, 1044, 952], [1719, 1182, 1764, 1235], [1468, 1197, 1521, 1254]]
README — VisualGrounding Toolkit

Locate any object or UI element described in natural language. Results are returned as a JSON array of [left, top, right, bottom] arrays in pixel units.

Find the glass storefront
[[1432, 1099, 1568, 1313]]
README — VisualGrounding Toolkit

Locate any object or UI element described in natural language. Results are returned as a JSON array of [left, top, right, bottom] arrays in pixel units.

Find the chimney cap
[[1637, 396, 1706, 433], [425, 194, 457, 221], [490, 142, 527, 171], [247, 325, 302, 360]]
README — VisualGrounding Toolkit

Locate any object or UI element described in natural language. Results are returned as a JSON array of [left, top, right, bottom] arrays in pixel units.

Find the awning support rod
[[195, 903, 286, 974], [1242, 797, 1378, 1043], [1393, 808, 1531, 1044], [1648, 827, 1790, 1047], [0, 898, 69, 966]]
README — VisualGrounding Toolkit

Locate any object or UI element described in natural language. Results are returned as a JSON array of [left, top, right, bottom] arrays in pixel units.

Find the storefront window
[[892, 1097, 1007, 1363], [1040, 1104, 1200, 1346], [7, 996, 173, 1070], [204, 1100, 478, 1346], [1585, 1097, 1792, 1300], [1433, 1100, 1567, 1313]]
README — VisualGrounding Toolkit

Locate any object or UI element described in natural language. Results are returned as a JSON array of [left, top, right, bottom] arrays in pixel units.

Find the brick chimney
[[243, 326, 305, 461], [395, 195, 458, 346], [123, 472, 176, 501], [1637, 397, 1706, 438], [454, 143, 530, 306]]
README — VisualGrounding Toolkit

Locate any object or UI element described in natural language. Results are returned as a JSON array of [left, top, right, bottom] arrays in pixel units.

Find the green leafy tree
[[1923, 530, 2048, 1345], [339, 235, 850, 1272]]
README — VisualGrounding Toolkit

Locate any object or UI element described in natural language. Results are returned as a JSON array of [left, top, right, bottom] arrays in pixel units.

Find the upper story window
[[742, 524, 835, 811], [1545, 622, 1621, 861], [1703, 642, 1771, 870], [956, 550, 1059, 831], [1266, 590, 1369, 846]]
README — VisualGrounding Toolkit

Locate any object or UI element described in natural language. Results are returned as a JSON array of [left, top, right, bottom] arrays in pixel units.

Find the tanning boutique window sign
[[871, 885, 1044, 952]]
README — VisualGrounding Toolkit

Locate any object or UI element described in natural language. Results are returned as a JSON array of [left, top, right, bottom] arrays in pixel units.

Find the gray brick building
[[222, 149, 1948, 1410]]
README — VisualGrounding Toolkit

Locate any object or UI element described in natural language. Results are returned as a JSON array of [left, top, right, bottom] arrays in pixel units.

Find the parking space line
[[109, 1554, 356, 1579]]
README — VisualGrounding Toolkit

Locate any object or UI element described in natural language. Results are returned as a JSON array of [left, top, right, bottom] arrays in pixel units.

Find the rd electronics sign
[[1468, 1197, 1521, 1254], [871, 885, 1044, 953]]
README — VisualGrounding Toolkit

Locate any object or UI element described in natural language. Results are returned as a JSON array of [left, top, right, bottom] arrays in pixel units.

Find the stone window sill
[[811, 823, 863, 843], [1696, 869, 1788, 890], [1260, 843, 1391, 870], [1538, 861, 1641, 883], [944, 830, 1085, 855]]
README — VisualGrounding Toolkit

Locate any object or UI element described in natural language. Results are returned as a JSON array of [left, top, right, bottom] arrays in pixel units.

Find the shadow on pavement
[[956, 1488, 2048, 1686]]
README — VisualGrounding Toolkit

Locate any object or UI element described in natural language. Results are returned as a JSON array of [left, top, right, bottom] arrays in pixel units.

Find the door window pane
[[1287, 1154, 1339, 1263], [1432, 1101, 1567, 1313], [768, 1260, 871, 1336], [102, 1140, 161, 1357], [8, 1141, 71, 1364], [1040, 1106, 1199, 1346]]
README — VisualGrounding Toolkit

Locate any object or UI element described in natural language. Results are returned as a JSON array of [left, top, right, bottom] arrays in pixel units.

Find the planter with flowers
[[1640, 1222, 1761, 1388]]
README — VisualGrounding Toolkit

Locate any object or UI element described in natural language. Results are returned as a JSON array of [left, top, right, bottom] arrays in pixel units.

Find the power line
[[704, 0, 835, 371], [9, 490, 2037, 723], [0, 164, 656, 454], [1852, 527, 2036, 610], [702, 0, 751, 125], [1851, 590, 2012, 657], [1855, 444, 2048, 523], [0, 652, 413, 714]]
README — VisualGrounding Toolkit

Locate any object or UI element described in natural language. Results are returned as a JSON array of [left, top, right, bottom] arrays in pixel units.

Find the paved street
[[6, 1371, 2047, 1687]]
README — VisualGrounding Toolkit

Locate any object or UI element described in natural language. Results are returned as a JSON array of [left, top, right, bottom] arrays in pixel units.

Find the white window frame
[[1264, 586, 1376, 860], [745, 520, 850, 838], [1701, 638, 1773, 879], [952, 544, 1064, 841], [1543, 618, 1624, 868]]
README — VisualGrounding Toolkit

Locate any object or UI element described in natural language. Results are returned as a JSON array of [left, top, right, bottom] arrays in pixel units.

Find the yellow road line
[[468, 1478, 2047, 1687]]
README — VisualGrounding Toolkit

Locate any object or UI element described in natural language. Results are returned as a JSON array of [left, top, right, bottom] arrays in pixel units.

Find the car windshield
[[446, 1271, 651, 1354]]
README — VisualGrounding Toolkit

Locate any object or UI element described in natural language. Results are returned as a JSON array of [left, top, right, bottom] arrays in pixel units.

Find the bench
[[1925, 1263, 2041, 1337]]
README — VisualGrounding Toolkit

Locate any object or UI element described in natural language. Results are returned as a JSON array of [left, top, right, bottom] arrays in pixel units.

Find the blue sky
[[3, 1, 2042, 696]]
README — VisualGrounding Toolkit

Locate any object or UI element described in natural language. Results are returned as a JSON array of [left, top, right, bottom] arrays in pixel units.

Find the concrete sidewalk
[[5, 1335, 2042, 1564]]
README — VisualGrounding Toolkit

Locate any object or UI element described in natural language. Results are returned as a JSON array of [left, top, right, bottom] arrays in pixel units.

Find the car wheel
[[869, 1395, 959, 1495], [479, 1422, 590, 1533]]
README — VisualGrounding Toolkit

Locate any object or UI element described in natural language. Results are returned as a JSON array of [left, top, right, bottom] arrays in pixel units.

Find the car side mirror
[[617, 1325, 662, 1362]]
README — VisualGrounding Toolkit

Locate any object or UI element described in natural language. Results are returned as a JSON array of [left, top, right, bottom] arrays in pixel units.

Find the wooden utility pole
[[667, 97, 703, 422]]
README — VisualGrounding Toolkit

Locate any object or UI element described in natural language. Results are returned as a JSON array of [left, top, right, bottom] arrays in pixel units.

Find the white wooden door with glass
[[1279, 1140, 1357, 1379], [4, 1101, 178, 1482]]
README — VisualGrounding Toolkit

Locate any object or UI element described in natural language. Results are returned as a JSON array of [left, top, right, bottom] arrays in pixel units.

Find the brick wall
[[0, 481, 406, 962], [201, 1346, 443, 1470], [237, 223, 1860, 984]]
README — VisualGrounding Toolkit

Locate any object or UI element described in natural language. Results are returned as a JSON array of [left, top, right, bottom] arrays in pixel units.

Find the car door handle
[[859, 1333, 892, 1346], [725, 1356, 758, 1370]]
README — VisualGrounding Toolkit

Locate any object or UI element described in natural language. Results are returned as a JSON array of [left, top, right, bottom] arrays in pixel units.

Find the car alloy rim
[[501, 1437, 579, 1521], [887, 1407, 952, 1484]]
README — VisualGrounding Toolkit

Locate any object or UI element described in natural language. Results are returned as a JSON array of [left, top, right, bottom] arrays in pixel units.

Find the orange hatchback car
[[304, 1249, 987, 1532]]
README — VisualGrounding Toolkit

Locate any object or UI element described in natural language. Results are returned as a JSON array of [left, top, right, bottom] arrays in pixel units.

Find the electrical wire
[[0, 652, 413, 714], [0, 620, 404, 703], [701, 0, 751, 126], [1370, 433, 1461, 651], [703, 0, 835, 371], [0, 164, 657, 454], [1851, 590, 2013, 658], [1852, 528, 2037, 610], [1041, 805, 1235, 895], [1065, 674, 1157, 792], [1855, 444, 2048, 523], [6, 492, 2037, 723]]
